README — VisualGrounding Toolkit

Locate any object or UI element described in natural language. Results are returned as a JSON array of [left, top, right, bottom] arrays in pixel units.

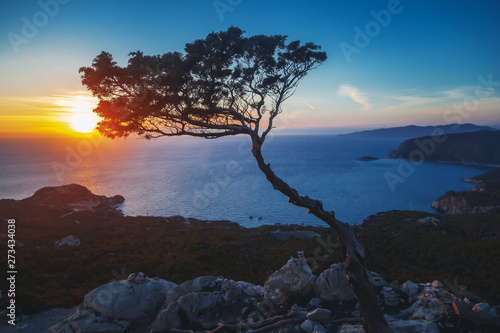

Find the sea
[[0, 134, 494, 227]]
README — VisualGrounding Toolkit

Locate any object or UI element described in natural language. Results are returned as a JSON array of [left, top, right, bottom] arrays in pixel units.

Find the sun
[[57, 94, 100, 134], [70, 110, 100, 133]]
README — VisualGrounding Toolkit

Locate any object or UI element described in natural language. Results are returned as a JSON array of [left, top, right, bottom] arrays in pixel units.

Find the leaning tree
[[80, 27, 392, 333]]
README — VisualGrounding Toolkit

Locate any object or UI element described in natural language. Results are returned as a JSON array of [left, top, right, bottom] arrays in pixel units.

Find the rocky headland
[[1, 183, 124, 219], [389, 130, 500, 167], [431, 168, 500, 214]]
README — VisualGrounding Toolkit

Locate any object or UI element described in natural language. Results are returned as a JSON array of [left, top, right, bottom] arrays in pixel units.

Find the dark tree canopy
[[80, 27, 326, 140]]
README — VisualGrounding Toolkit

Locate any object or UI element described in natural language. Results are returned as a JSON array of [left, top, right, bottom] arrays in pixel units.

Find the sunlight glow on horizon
[[0, 92, 101, 137], [55, 94, 100, 134]]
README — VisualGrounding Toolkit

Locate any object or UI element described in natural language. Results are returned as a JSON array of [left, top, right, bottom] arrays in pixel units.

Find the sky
[[1, 0, 500, 137]]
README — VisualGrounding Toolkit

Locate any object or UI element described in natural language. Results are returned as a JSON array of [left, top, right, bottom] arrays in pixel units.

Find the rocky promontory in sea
[[389, 130, 500, 166], [431, 168, 500, 214], [1, 185, 499, 332], [2, 183, 124, 219]]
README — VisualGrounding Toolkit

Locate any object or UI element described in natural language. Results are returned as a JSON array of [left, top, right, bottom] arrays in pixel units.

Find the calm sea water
[[0, 135, 494, 227]]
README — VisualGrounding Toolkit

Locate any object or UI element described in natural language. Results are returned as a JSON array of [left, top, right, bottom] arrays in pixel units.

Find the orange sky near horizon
[[0, 91, 101, 138], [2, 91, 500, 138]]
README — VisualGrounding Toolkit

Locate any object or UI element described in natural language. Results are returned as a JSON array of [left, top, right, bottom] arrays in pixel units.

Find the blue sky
[[1, 0, 500, 135]]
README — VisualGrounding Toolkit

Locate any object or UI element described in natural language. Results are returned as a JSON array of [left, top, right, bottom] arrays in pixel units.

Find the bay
[[0, 135, 493, 227]]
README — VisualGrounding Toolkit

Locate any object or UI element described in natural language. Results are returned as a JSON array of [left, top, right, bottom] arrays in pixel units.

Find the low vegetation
[[356, 210, 500, 305], [1, 205, 499, 314]]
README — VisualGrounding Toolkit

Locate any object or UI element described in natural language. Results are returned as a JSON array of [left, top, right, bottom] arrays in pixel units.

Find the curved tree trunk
[[250, 136, 392, 333]]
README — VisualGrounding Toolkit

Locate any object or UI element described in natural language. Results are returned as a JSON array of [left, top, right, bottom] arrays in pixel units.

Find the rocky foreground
[[39, 251, 500, 333]]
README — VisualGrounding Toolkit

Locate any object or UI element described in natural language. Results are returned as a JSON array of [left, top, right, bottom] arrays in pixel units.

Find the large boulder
[[381, 287, 400, 307], [313, 264, 356, 302], [401, 280, 419, 297], [402, 295, 446, 321], [47, 276, 176, 333], [84, 277, 176, 322], [264, 251, 316, 304], [150, 276, 268, 332]]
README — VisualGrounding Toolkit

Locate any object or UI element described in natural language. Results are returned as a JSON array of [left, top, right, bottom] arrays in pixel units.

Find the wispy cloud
[[290, 110, 305, 117], [383, 95, 442, 111], [338, 84, 372, 111], [441, 88, 468, 99], [302, 102, 316, 110]]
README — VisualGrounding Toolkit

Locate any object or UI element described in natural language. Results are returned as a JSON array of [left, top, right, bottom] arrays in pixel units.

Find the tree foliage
[[80, 27, 326, 140]]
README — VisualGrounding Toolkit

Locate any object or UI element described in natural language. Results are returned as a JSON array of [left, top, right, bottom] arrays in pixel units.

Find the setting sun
[[53, 93, 101, 134], [70, 111, 100, 133]]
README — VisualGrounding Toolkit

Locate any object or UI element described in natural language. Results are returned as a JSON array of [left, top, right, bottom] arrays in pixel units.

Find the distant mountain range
[[339, 123, 497, 139]]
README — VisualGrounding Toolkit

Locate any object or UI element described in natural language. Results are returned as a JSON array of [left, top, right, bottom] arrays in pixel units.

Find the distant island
[[339, 123, 497, 139], [357, 156, 379, 161], [389, 130, 500, 166]]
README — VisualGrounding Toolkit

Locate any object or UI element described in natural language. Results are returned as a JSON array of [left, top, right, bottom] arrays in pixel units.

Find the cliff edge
[[431, 169, 500, 214]]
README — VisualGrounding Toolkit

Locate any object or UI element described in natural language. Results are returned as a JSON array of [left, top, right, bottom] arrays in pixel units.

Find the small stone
[[127, 273, 136, 281], [381, 289, 399, 306], [54, 235, 81, 247], [369, 275, 387, 287], [458, 290, 482, 303], [464, 298, 474, 306], [473, 303, 490, 312], [351, 310, 361, 318], [337, 324, 364, 333], [432, 280, 443, 289], [301, 319, 314, 333], [134, 272, 145, 283], [313, 324, 326, 333], [402, 280, 419, 297], [306, 308, 331, 323], [309, 298, 321, 307]]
